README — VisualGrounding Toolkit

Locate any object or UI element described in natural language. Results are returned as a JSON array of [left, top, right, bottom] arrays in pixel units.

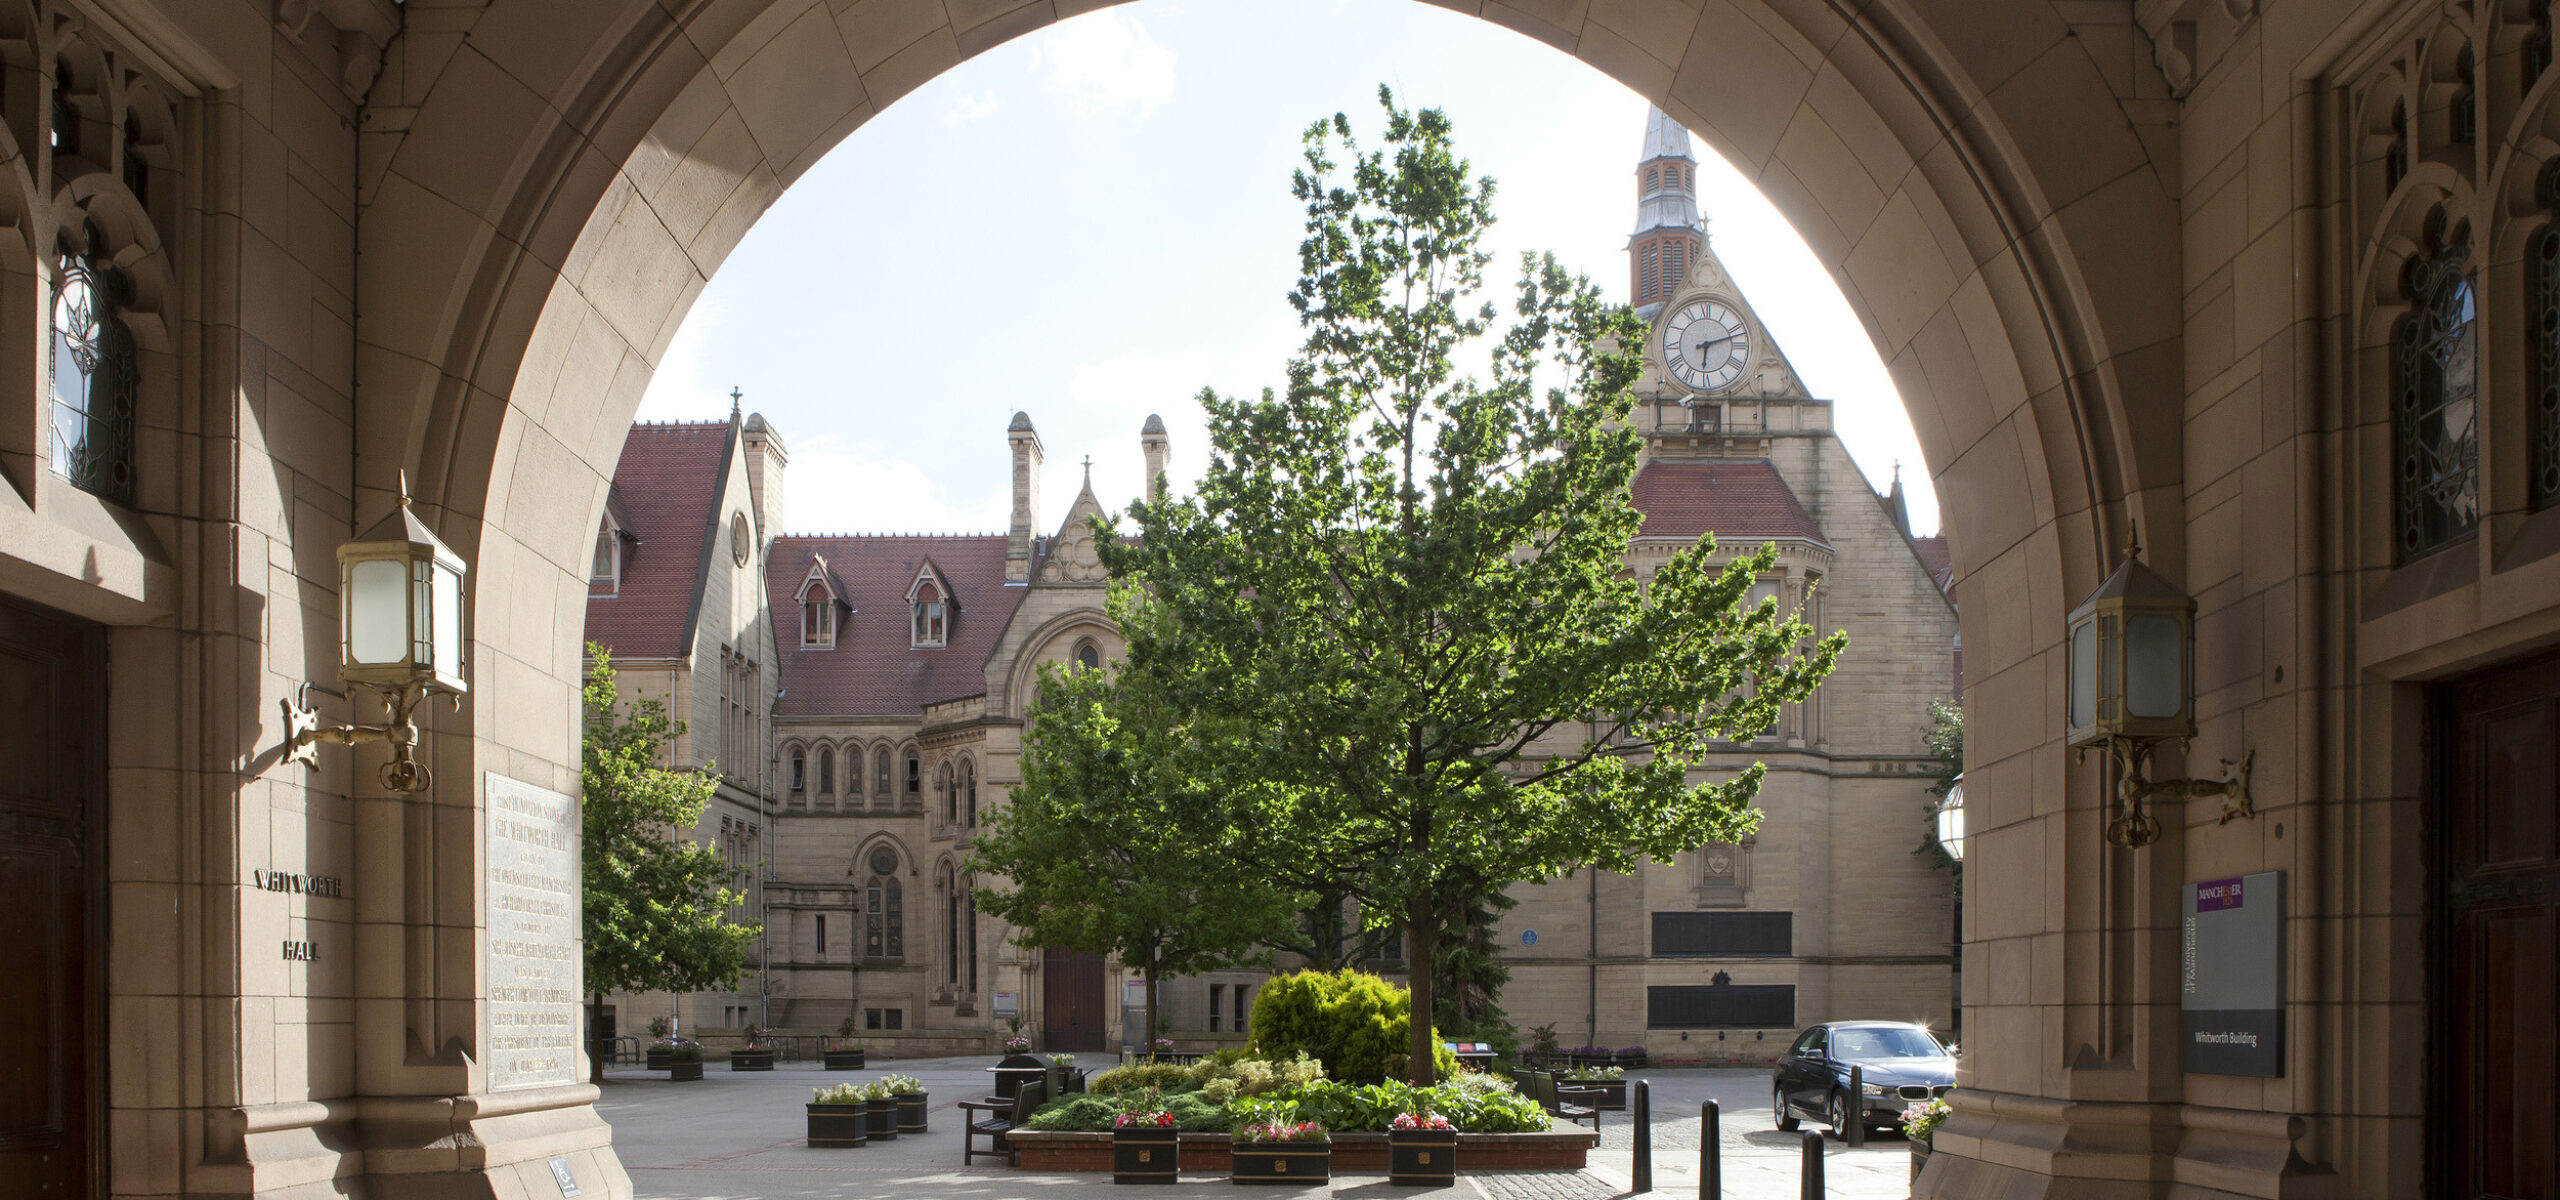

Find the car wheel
[[1773, 1085, 1798, 1131], [1828, 1090, 1854, 1137]]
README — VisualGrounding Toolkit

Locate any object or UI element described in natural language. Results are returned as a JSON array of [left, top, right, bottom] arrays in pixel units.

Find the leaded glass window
[[51, 246, 136, 504], [2397, 244, 2481, 558], [865, 851, 902, 959]]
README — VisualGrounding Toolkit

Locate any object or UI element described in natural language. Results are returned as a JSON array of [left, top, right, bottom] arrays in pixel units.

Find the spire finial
[[397, 469, 412, 509], [729, 386, 743, 417], [1082, 455, 1094, 483], [2124, 519, 2143, 563]]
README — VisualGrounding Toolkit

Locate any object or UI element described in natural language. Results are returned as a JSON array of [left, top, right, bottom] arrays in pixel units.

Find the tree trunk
[[1143, 949, 1160, 1058], [1406, 891, 1436, 1085]]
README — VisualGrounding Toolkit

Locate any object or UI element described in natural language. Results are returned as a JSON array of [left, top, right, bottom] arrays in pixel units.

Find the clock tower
[[1629, 105, 1705, 318]]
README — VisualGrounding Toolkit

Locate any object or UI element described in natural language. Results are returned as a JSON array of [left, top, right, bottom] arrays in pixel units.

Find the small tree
[[1099, 90, 1845, 1084], [581, 646, 758, 1081], [968, 661, 1303, 1045], [1913, 698, 1964, 874]]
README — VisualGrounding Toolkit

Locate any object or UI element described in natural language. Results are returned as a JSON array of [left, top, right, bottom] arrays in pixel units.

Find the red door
[[2439, 655, 2560, 1200], [1041, 948, 1107, 1052], [0, 596, 100, 1196]]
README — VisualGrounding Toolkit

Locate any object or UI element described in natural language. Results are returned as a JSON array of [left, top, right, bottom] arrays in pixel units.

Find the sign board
[[1520, 929, 1537, 947], [485, 773, 582, 1091], [2181, 870, 2284, 1077], [993, 992, 1019, 1017], [546, 1157, 581, 1197]]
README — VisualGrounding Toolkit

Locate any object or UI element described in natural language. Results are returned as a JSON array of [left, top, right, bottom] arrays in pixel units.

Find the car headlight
[[1860, 1083, 1889, 1095]]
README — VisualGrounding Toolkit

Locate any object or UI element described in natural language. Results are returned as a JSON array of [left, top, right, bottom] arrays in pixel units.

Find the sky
[[633, 0, 1939, 537]]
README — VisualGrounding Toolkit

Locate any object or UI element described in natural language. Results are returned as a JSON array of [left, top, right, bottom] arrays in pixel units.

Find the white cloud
[[944, 89, 1004, 131], [1027, 10, 1176, 118]]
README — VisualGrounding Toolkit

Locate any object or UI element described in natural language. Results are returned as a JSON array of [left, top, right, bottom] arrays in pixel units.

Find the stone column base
[[203, 1085, 629, 1200], [1913, 1089, 2348, 1200]]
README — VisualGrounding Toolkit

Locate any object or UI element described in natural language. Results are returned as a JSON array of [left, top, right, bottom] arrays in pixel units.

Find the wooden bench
[[960, 1076, 1048, 1167], [1529, 1070, 1602, 1131]]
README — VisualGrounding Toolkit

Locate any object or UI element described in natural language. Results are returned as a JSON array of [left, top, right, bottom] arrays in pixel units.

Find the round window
[[730, 510, 750, 566], [869, 848, 898, 877]]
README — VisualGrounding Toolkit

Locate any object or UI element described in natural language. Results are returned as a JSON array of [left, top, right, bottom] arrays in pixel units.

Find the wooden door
[[2439, 654, 2560, 1200], [0, 596, 101, 1196], [1040, 947, 1107, 1052]]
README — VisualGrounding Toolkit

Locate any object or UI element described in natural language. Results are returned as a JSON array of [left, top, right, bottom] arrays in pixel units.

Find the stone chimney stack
[[1140, 413, 1169, 502], [1006, 411, 1043, 582], [742, 411, 787, 540]]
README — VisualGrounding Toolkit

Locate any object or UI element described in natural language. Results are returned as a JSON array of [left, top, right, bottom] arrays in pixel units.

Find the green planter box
[[1231, 1140, 1330, 1185], [1388, 1129, 1457, 1188], [807, 1103, 868, 1148], [730, 1048, 774, 1071], [822, 1049, 865, 1070], [864, 1097, 897, 1141], [1113, 1127, 1178, 1184], [894, 1092, 928, 1133], [669, 1060, 703, 1081]]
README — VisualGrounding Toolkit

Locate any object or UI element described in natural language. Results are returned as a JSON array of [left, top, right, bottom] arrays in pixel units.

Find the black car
[[1770, 1021, 1955, 1135]]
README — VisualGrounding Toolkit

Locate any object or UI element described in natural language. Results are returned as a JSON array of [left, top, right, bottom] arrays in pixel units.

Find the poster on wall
[[2181, 870, 2284, 1077], [485, 773, 582, 1091]]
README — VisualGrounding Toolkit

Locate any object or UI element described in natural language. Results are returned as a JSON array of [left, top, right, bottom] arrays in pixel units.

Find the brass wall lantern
[[282, 477, 468, 792], [2065, 530, 2252, 848], [1933, 775, 1964, 862]]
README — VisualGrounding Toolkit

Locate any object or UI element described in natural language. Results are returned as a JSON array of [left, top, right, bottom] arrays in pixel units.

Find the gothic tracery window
[[864, 847, 903, 958], [2533, 169, 2560, 510], [49, 241, 136, 503], [2396, 235, 2480, 559], [965, 760, 978, 828], [816, 747, 834, 796], [875, 747, 892, 804]]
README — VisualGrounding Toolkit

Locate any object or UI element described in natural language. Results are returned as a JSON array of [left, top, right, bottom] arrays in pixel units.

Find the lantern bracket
[[2081, 736, 2255, 849], [280, 679, 448, 793]]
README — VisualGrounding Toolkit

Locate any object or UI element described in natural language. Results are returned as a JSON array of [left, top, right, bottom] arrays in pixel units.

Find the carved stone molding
[[274, 0, 397, 101], [2138, 0, 2261, 99]]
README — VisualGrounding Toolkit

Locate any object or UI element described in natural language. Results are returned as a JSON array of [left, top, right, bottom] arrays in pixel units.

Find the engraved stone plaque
[[485, 773, 581, 1091]]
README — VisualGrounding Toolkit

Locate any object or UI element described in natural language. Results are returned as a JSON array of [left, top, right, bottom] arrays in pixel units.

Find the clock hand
[[1691, 332, 1736, 364]]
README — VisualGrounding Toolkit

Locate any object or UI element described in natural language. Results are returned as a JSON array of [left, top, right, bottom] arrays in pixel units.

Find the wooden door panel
[[1040, 948, 1107, 1052], [2441, 656, 2560, 1200], [0, 596, 97, 1197]]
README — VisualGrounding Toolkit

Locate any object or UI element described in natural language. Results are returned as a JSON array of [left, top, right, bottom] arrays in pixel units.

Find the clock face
[[1662, 300, 1751, 392]]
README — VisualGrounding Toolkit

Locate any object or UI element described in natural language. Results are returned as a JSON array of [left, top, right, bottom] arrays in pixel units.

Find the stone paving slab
[[597, 1056, 1911, 1199]]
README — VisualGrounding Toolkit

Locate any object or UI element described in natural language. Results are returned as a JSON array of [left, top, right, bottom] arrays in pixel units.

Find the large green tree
[[581, 646, 758, 1079], [1096, 89, 1845, 1084], [968, 660, 1304, 1046]]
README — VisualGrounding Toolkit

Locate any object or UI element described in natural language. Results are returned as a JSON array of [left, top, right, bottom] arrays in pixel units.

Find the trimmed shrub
[[1247, 969, 1460, 1084], [1025, 1095, 1121, 1131], [1087, 1062, 1197, 1095]]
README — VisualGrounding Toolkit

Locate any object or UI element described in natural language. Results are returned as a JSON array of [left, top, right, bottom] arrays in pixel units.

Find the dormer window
[[797, 555, 843, 648], [906, 562, 957, 648], [592, 526, 618, 588]]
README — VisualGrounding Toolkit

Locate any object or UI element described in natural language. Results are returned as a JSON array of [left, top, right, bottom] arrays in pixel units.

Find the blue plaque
[[1520, 929, 1537, 946]]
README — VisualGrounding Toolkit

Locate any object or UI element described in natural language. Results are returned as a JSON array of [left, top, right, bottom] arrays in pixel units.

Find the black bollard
[[1801, 1130, 1825, 1199], [1845, 1066, 1866, 1149], [1699, 1100, 1720, 1199], [1632, 1080, 1652, 1192]]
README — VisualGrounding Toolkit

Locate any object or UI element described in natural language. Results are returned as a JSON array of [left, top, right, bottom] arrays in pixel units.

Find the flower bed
[[1008, 1130, 1596, 1173]]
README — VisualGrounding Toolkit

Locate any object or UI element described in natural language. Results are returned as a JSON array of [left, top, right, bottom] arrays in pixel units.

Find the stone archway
[[352, 3, 2181, 1196]]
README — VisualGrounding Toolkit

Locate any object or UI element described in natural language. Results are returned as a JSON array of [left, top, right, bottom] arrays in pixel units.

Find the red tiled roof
[[768, 535, 1027, 717], [1909, 534, 1955, 596], [1629, 459, 1826, 545], [585, 421, 733, 660]]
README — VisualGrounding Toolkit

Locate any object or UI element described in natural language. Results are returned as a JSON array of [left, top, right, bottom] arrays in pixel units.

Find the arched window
[[122, 111, 146, 203], [875, 748, 892, 803], [48, 236, 136, 503], [1075, 639, 1101, 670], [848, 747, 865, 798], [905, 750, 921, 801], [51, 64, 75, 152], [966, 760, 978, 828], [2386, 102, 2409, 193], [2534, 165, 2560, 511], [944, 867, 960, 985], [864, 846, 903, 958], [2533, 0, 2555, 87], [1662, 241, 1686, 296], [2396, 229, 2480, 560], [1644, 165, 1659, 193], [1639, 244, 1659, 304], [2452, 46, 2476, 145], [940, 762, 955, 822], [788, 747, 806, 793], [966, 879, 979, 993], [816, 747, 834, 795]]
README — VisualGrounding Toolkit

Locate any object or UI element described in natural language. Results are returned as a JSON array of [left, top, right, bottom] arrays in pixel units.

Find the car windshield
[[1827, 1028, 1946, 1060]]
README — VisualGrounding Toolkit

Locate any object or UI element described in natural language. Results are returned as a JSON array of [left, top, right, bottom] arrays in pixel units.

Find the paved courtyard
[[596, 1056, 1914, 1199]]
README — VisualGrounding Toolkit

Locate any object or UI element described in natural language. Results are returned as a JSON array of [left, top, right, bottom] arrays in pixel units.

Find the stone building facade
[[5, 2, 2549, 1198]]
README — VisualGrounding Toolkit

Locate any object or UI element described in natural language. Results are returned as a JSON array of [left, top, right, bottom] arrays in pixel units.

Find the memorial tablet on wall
[[2181, 871, 2283, 1077], [486, 773, 581, 1091]]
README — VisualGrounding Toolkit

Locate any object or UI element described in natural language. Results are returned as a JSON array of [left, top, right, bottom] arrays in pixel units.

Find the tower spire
[[1629, 106, 1706, 318]]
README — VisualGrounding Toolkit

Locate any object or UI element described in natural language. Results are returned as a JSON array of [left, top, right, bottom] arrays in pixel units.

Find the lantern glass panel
[[2069, 619, 2097, 730], [348, 558, 408, 665], [2125, 613, 2185, 719], [432, 561, 463, 681], [1936, 799, 1963, 861]]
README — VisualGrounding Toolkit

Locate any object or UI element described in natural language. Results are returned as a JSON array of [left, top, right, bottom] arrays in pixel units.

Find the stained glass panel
[[48, 254, 136, 504], [2397, 247, 2481, 558]]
